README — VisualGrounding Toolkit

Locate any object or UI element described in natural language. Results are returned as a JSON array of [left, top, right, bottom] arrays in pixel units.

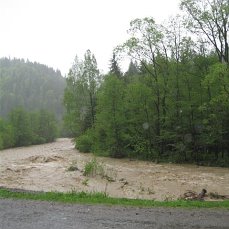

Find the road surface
[[0, 199, 229, 229]]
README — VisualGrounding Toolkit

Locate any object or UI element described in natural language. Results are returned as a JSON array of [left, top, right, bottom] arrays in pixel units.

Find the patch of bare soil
[[0, 138, 229, 200]]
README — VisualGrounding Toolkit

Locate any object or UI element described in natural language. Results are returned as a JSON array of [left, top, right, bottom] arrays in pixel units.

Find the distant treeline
[[0, 108, 58, 150], [64, 0, 229, 167]]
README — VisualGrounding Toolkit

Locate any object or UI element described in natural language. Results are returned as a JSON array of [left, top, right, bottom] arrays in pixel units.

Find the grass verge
[[0, 188, 229, 208]]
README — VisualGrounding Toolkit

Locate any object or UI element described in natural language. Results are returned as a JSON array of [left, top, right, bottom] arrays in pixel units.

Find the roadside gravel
[[0, 199, 229, 229]]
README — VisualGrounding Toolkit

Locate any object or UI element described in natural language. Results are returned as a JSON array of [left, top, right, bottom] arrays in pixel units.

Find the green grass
[[0, 188, 229, 208]]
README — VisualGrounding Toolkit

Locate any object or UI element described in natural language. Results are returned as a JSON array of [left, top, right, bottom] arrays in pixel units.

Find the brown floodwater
[[0, 138, 229, 200]]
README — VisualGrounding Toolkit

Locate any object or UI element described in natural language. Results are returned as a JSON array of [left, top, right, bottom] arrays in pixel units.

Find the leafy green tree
[[63, 58, 86, 136], [94, 75, 127, 157], [9, 108, 33, 147], [118, 17, 170, 155], [65, 10, 229, 166], [64, 51, 100, 136], [83, 50, 101, 126], [38, 110, 57, 142], [181, 0, 229, 63], [200, 63, 229, 160], [0, 119, 15, 149], [124, 82, 154, 159], [0, 135, 3, 150]]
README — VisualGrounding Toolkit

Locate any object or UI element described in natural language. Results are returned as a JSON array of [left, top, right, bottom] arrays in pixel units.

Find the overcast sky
[[0, 0, 181, 75]]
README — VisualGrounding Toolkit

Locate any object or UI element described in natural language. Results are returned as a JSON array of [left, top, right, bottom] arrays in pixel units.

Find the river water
[[0, 138, 228, 200]]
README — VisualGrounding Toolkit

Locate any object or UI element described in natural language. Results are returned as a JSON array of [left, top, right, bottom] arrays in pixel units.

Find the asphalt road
[[0, 199, 229, 229]]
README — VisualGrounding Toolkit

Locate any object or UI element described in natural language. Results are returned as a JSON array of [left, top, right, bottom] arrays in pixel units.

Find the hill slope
[[0, 58, 66, 119]]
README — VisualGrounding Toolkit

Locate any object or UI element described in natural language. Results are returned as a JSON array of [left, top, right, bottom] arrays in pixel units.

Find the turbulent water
[[0, 138, 229, 200]]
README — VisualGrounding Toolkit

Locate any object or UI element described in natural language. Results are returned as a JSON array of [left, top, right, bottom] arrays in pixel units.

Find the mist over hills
[[0, 58, 66, 120]]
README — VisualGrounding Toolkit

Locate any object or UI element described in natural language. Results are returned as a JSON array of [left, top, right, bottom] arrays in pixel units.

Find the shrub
[[75, 129, 94, 153], [67, 161, 79, 172], [32, 135, 46, 145], [0, 135, 3, 150], [83, 158, 104, 177], [82, 178, 89, 186]]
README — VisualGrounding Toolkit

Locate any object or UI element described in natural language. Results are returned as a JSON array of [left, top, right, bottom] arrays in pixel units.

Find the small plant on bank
[[67, 160, 79, 172], [83, 158, 105, 177], [82, 178, 89, 186], [148, 188, 155, 195], [67, 165, 79, 172]]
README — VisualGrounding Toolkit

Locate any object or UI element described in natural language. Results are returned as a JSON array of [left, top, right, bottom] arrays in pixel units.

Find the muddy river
[[0, 138, 229, 200]]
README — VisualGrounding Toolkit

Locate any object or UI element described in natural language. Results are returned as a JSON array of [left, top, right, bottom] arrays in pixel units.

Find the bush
[[75, 129, 94, 153], [32, 135, 46, 145], [67, 165, 79, 172], [83, 158, 104, 177], [0, 135, 3, 150], [0, 119, 15, 149]]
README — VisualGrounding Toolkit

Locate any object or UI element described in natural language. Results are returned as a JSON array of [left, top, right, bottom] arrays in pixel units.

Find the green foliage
[[124, 81, 155, 159], [180, 0, 229, 63], [35, 110, 58, 143], [75, 129, 94, 153], [0, 135, 3, 150], [109, 53, 122, 78], [0, 118, 15, 148], [64, 9, 229, 167], [68, 53, 229, 165], [9, 108, 33, 146], [82, 178, 89, 186], [94, 75, 127, 158], [83, 158, 104, 177], [0, 108, 57, 149], [63, 51, 100, 136]]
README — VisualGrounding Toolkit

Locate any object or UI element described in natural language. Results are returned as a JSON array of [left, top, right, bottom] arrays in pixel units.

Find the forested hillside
[[0, 58, 65, 120], [64, 0, 229, 166]]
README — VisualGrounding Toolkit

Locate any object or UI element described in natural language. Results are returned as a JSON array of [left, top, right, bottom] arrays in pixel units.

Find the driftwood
[[181, 189, 207, 201], [209, 192, 229, 200], [181, 189, 229, 201]]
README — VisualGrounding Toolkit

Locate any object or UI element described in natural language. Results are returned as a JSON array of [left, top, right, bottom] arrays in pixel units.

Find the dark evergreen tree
[[109, 53, 122, 78], [125, 60, 139, 76]]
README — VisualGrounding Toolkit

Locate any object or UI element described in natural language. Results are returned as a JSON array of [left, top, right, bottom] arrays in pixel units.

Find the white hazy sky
[[0, 0, 181, 75]]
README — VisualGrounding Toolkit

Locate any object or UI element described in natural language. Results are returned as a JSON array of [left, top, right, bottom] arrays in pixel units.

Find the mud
[[0, 138, 229, 200]]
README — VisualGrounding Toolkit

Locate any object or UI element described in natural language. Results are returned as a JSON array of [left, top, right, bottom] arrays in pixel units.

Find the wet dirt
[[0, 138, 229, 200]]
